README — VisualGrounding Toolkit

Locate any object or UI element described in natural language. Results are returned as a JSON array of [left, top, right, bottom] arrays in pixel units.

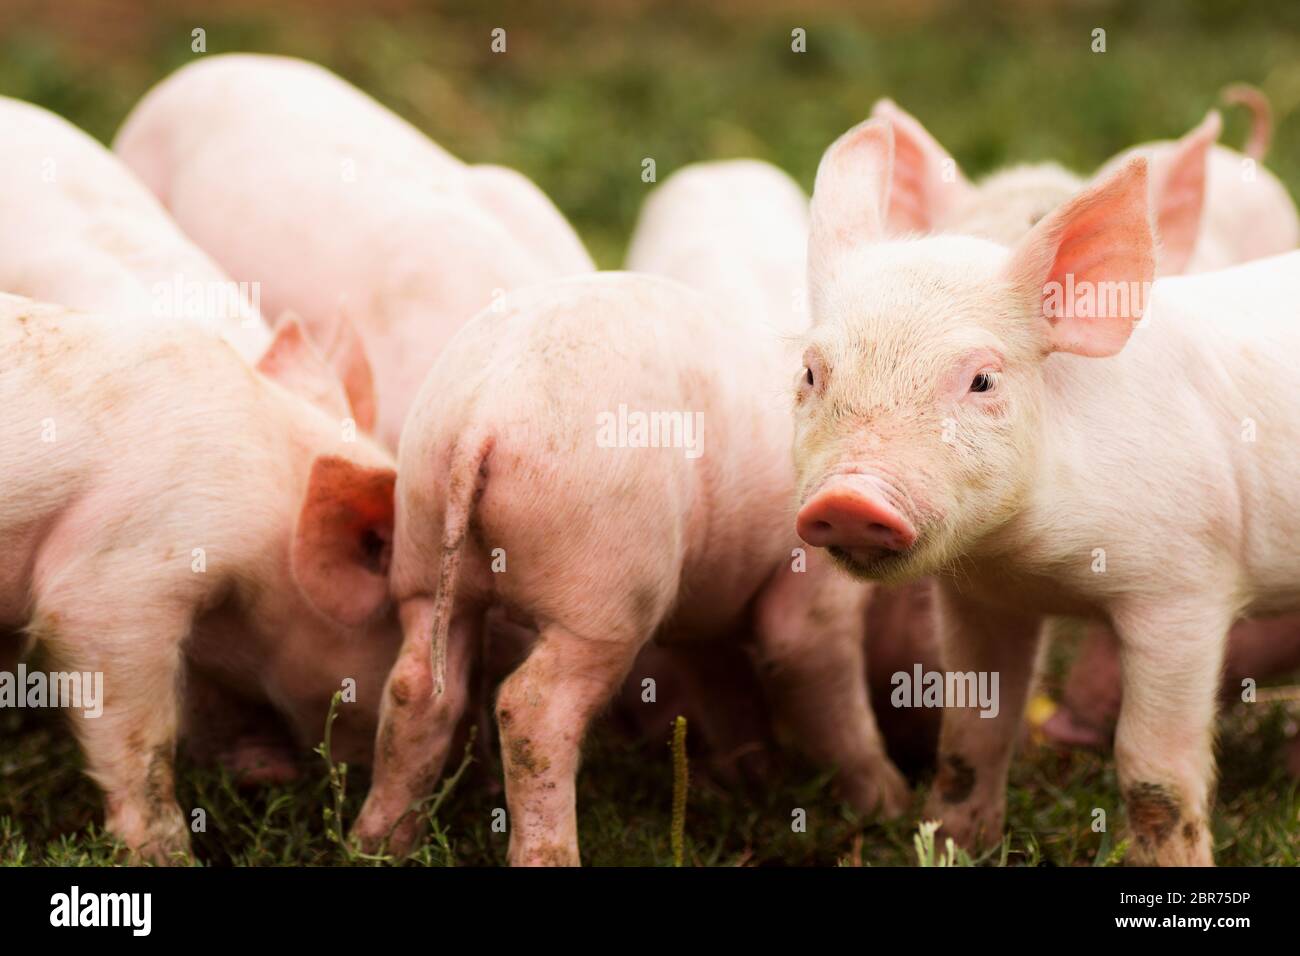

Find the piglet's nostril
[[796, 475, 917, 553]]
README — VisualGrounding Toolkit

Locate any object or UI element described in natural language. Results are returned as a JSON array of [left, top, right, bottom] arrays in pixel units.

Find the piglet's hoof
[[1041, 707, 1112, 752], [351, 802, 423, 858], [841, 762, 910, 820], [920, 790, 1004, 856]]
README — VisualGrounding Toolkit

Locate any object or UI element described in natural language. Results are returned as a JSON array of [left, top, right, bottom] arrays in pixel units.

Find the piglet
[[115, 53, 595, 448], [0, 94, 385, 785], [0, 298, 402, 862], [353, 273, 908, 864], [796, 117, 1300, 865], [873, 95, 1300, 771]]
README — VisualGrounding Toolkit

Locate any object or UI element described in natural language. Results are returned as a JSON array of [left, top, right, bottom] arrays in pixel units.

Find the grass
[[3, 649, 1297, 866], [0, 0, 1298, 865]]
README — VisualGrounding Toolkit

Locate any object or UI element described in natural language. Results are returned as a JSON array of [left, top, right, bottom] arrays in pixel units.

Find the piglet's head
[[797, 119, 1155, 582], [268, 453, 400, 764]]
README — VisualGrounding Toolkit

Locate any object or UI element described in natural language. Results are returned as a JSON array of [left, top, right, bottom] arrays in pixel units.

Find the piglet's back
[[403, 271, 792, 471], [0, 296, 274, 473], [0, 96, 269, 362]]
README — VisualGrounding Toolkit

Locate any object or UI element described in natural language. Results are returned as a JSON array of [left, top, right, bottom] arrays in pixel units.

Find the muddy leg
[[41, 605, 191, 864], [496, 623, 639, 866], [1112, 602, 1228, 866], [352, 598, 479, 855]]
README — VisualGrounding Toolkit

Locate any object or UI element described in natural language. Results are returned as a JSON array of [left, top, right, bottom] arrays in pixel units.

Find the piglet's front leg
[[920, 583, 1042, 854], [1111, 602, 1228, 866], [38, 600, 193, 864]]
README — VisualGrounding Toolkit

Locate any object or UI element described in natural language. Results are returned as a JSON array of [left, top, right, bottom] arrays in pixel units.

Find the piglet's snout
[[797, 475, 917, 553]]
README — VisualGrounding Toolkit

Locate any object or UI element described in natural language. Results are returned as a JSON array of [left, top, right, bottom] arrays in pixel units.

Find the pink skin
[[114, 53, 594, 450], [1096, 118, 1298, 275], [1047, 617, 1300, 767], [105, 49, 600, 791], [797, 474, 918, 559], [0, 299, 402, 862], [0, 96, 362, 426], [799, 117, 1300, 866], [624, 159, 811, 337], [351, 273, 907, 865]]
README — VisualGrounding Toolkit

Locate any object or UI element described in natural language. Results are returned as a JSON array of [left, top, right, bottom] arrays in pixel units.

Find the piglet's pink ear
[[869, 99, 972, 234], [292, 455, 396, 627], [320, 306, 378, 433], [809, 119, 894, 268], [1003, 156, 1155, 358], [1149, 110, 1220, 275], [257, 313, 354, 421]]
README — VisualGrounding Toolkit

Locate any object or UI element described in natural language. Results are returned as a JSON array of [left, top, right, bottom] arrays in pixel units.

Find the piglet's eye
[[970, 371, 997, 393], [804, 367, 815, 388]]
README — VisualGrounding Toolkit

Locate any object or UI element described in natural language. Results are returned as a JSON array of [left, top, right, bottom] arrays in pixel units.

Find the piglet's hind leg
[[496, 623, 640, 866], [353, 598, 479, 856]]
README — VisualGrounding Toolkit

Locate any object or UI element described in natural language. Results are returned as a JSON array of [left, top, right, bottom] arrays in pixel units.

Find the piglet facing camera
[[798, 116, 1300, 865]]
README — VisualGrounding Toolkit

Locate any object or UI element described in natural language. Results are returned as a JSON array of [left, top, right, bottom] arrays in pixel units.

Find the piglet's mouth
[[826, 544, 923, 583], [796, 473, 918, 558], [828, 543, 909, 568]]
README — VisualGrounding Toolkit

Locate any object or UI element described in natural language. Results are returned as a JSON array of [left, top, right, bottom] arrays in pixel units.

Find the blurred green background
[[2, 0, 1298, 267]]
